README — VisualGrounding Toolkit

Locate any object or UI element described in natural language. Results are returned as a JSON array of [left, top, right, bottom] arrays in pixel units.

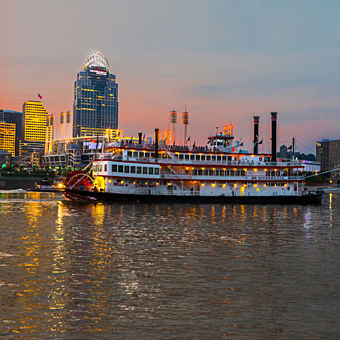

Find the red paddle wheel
[[65, 171, 93, 191]]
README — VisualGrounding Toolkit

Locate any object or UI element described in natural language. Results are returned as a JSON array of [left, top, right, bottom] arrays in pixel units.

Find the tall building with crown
[[73, 50, 118, 138]]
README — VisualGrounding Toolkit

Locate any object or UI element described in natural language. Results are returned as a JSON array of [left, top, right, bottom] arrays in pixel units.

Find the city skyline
[[1, 0, 340, 153]]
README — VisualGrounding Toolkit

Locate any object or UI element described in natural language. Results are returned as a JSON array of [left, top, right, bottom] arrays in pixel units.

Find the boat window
[[137, 167, 141, 174], [104, 164, 107, 172], [209, 170, 214, 176], [151, 153, 155, 158], [112, 164, 117, 172], [198, 170, 202, 175], [139, 152, 144, 158], [149, 168, 154, 175], [219, 170, 224, 176], [196, 155, 200, 160], [127, 151, 132, 157], [185, 155, 189, 160], [174, 154, 178, 158], [241, 170, 245, 176], [204, 170, 208, 176], [133, 152, 138, 158], [143, 167, 148, 174], [201, 156, 205, 161], [179, 154, 184, 160], [131, 166, 136, 173], [124, 166, 129, 173], [217, 156, 221, 161], [118, 165, 123, 172], [207, 156, 211, 161], [145, 153, 150, 158], [193, 169, 198, 175], [228, 156, 232, 161], [222, 156, 227, 161], [212, 156, 216, 161], [155, 168, 160, 175], [190, 155, 195, 160]]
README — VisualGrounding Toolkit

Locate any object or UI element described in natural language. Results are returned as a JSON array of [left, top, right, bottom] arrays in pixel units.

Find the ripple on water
[[0, 193, 339, 338]]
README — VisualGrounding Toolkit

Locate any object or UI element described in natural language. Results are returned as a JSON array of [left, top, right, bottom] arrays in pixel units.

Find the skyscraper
[[0, 109, 22, 156], [73, 50, 118, 138], [21, 100, 48, 155], [0, 121, 16, 157]]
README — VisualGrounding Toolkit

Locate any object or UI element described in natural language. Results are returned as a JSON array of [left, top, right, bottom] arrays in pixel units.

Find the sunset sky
[[1, 0, 340, 153]]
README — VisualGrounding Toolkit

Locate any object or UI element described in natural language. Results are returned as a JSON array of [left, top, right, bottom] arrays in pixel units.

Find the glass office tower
[[0, 109, 22, 156], [0, 121, 16, 157], [73, 50, 118, 137]]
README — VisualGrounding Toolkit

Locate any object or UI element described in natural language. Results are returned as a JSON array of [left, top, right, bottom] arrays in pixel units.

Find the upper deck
[[104, 142, 303, 169]]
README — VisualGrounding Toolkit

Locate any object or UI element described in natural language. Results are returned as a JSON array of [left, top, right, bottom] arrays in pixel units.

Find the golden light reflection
[[92, 203, 105, 226], [48, 201, 68, 333]]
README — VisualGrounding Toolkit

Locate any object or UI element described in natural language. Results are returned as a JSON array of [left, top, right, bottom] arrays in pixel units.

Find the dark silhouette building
[[316, 139, 340, 172]]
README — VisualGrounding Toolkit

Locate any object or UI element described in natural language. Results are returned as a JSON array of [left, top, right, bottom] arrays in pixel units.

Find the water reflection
[[0, 194, 339, 338]]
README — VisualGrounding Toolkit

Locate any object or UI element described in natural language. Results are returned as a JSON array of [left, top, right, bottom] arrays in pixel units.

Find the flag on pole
[[38, 93, 42, 99], [258, 139, 263, 145], [187, 136, 191, 142], [288, 145, 292, 150]]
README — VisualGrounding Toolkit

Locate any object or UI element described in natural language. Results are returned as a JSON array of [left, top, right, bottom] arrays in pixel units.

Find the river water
[[0, 192, 339, 339]]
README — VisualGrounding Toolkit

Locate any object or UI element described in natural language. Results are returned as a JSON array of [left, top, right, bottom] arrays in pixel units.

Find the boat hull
[[64, 189, 322, 205]]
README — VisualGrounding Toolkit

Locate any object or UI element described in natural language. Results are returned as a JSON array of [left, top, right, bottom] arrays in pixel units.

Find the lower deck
[[64, 188, 322, 205]]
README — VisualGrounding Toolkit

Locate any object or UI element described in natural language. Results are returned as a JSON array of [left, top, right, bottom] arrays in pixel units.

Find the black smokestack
[[271, 112, 278, 162], [155, 128, 159, 160], [253, 116, 260, 154], [138, 132, 142, 144]]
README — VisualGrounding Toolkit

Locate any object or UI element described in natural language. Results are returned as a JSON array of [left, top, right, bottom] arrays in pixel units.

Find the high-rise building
[[22, 100, 48, 155], [73, 50, 118, 137], [0, 121, 16, 157], [0, 109, 22, 156], [316, 139, 340, 172]]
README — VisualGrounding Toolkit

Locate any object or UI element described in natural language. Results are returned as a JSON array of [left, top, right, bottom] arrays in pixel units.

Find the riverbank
[[0, 177, 54, 190]]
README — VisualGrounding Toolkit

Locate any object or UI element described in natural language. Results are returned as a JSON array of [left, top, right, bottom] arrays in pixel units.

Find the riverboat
[[64, 114, 322, 205]]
